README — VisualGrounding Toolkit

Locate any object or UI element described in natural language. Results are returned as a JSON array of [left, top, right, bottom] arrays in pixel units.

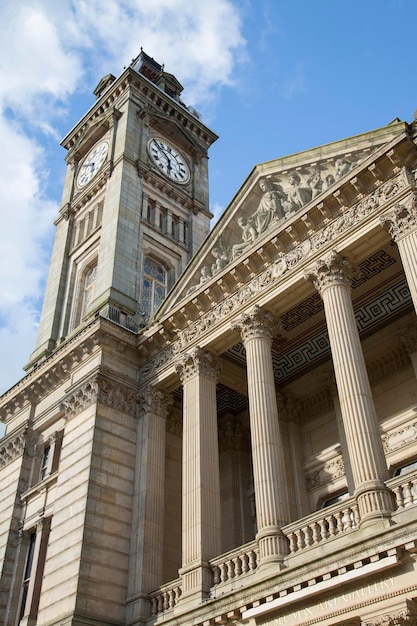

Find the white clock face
[[148, 138, 190, 184], [77, 141, 109, 188]]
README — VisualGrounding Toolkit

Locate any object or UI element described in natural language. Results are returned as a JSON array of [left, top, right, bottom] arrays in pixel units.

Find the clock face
[[77, 140, 109, 188], [148, 138, 190, 184]]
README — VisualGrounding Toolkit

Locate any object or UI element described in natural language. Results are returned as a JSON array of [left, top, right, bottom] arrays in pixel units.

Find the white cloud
[[0, 0, 246, 399]]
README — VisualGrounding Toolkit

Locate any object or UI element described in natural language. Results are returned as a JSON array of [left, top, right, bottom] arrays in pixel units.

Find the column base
[[256, 525, 289, 567], [355, 481, 396, 526], [179, 561, 212, 603], [125, 593, 151, 625]]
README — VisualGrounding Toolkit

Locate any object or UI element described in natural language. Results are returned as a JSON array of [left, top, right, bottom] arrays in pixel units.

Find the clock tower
[[27, 49, 217, 368]]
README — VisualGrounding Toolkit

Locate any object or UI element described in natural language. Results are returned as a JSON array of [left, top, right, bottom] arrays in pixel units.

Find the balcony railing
[[148, 469, 417, 617], [283, 497, 360, 554]]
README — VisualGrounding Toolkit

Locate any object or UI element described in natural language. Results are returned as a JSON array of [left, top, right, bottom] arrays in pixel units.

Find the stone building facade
[[1, 50, 417, 626]]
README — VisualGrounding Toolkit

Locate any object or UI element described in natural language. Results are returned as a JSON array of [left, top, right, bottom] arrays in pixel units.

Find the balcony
[[149, 469, 417, 617]]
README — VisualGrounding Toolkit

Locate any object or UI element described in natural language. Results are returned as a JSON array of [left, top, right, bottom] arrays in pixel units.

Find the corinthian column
[[305, 251, 395, 524], [127, 386, 171, 625], [175, 347, 221, 601], [380, 196, 417, 313], [232, 306, 289, 566]]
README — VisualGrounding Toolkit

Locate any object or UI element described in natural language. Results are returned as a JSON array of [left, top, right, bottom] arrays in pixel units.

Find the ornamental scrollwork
[[231, 305, 278, 344], [138, 387, 173, 419], [304, 251, 359, 294], [0, 428, 27, 469], [380, 194, 417, 240], [60, 376, 138, 418], [175, 347, 221, 385], [306, 457, 346, 491]]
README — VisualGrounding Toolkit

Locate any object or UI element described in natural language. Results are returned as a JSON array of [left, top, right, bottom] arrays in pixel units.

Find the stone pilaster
[[127, 386, 172, 625], [232, 306, 289, 566], [305, 251, 395, 524], [321, 369, 355, 495], [380, 196, 417, 313], [175, 348, 221, 601]]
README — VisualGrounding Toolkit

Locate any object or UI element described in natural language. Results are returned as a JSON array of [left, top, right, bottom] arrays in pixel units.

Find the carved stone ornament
[[304, 250, 359, 295], [60, 376, 138, 419], [362, 604, 417, 626], [0, 428, 27, 469], [380, 194, 417, 241], [138, 169, 409, 384], [138, 386, 173, 419], [97, 378, 138, 416], [399, 320, 417, 354], [306, 457, 345, 491], [167, 411, 182, 436], [218, 415, 249, 452], [381, 419, 417, 453], [175, 347, 221, 385], [231, 304, 278, 344], [60, 379, 99, 418]]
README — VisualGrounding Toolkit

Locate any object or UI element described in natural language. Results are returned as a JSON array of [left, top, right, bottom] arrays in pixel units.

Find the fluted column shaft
[[232, 306, 289, 565], [127, 387, 171, 624], [175, 348, 221, 599], [305, 252, 395, 524], [380, 198, 417, 313]]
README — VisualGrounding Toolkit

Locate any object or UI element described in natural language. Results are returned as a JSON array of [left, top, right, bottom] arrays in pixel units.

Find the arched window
[[142, 257, 167, 318]]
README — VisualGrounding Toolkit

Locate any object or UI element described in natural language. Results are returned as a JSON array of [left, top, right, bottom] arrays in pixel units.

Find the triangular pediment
[[156, 118, 413, 318]]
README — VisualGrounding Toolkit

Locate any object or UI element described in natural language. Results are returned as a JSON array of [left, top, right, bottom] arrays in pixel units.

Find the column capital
[[231, 305, 279, 344], [304, 250, 358, 295], [380, 195, 417, 241], [138, 386, 172, 419], [175, 347, 221, 385]]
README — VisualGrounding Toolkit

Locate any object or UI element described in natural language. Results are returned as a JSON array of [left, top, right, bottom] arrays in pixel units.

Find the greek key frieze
[[138, 170, 409, 383], [179, 171, 408, 348]]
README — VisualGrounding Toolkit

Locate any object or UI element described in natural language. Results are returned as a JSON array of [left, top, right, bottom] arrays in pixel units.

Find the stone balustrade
[[388, 472, 417, 509], [210, 541, 259, 586], [148, 469, 417, 617], [149, 578, 182, 615], [283, 497, 360, 554]]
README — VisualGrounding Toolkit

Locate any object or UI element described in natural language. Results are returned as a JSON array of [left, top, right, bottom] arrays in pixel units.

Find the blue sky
[[0, 0, 416, 396]]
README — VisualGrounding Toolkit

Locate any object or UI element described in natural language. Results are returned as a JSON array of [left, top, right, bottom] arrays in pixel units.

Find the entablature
[[137, 150, 417, 388], [0, 318, 137, 423]]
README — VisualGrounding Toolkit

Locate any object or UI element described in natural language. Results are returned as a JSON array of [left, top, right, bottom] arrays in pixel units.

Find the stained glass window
[[142, 257, 167, 318]]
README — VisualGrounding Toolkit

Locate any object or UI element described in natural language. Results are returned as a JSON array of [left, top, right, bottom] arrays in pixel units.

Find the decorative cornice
[[138, 170, 411, 384], [1, 318, 137, 422], [175, 347, 221, 384]]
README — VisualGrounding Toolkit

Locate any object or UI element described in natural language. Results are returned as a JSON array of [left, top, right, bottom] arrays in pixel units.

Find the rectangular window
[[40, 446, 50, 480], [19, 533, 36, 621]]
